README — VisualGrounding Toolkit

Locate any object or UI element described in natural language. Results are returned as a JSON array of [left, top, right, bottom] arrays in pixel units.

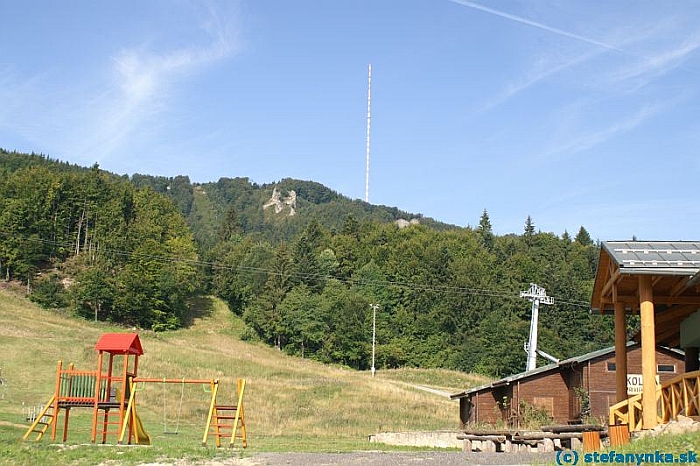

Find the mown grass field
[[0, 285, 487, 464]]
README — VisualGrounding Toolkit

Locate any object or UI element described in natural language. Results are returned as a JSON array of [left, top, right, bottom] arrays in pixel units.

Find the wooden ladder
[[22, 395, 57, 441], [95, 408, 123, 443], [204, 379, 247, 448]]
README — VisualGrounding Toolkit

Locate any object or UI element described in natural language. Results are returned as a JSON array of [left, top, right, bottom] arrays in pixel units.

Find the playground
[[22, 332, 247, 448]]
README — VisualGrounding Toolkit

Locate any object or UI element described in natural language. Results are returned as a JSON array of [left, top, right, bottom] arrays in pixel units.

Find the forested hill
[[0, 149, 614, 377], [0, 149, 450, 247], [129, 173, 454, 252]]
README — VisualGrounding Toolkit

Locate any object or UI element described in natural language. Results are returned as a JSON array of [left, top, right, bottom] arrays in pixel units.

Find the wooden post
[[117, 353, 129, 443], [202, 380, 219, 446], [614, 301, 628, 402], [51, 360, 63, 441], [543, 437, 555, 452], [62, 408, 70, 442], [91, 351, 103, 443], [685, 347, 699, 372], [462, 438, 472, 452], [639, 276, 657, 430], [571, 437, 582, 450], [583, 431, 601, 452]]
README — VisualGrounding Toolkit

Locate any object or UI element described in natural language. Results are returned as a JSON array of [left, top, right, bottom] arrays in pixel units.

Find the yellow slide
[[132, 411, 151, 445], [117, 387, 151, 445]]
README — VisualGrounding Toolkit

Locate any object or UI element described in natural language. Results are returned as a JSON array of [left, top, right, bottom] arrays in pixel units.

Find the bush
[[151, 310, 181, 332], [29, 274, 67, 308], [518, 401, 552, 430]]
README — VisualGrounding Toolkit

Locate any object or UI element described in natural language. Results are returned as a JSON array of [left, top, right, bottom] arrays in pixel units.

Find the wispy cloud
[[476, 49, 601, 113], [449, 0, 623, 52], [453, 1, 699, 163], [454, 0, 700, 113], [540, 101, 667, 160], [0, 3, 240, 165], [79, 7, 239, 161], [610, 30, 700, 88]]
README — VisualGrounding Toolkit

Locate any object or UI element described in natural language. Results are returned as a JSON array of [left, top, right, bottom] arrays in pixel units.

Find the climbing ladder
[[203, 378, 247, 448], [22, 395, 57, 441], [96, 407, 123, 443]]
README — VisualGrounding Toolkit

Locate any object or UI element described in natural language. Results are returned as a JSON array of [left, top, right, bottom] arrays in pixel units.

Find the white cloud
[[540, 102, 666, 160], [0, 3, 240, 165], [476, 49, 600, 113], [610, 30, 700, 88], [84, 7, 239, 162]]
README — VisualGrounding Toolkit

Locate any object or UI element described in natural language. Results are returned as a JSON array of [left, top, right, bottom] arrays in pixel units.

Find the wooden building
[[450, 343, 684, 427], [591, 241, 700, 430]]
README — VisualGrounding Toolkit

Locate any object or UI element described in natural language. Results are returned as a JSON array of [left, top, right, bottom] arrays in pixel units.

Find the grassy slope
[[0, 286, 486, 463]]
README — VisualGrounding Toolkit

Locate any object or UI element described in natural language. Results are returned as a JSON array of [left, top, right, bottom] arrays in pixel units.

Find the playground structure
[[23, 333, 247, 447]]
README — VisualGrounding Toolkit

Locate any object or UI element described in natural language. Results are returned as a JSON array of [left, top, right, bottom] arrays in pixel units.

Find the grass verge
[[0, 288, 483, 464]]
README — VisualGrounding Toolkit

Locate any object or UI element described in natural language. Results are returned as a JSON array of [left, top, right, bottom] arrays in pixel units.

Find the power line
[[0, 229, 591, 308]]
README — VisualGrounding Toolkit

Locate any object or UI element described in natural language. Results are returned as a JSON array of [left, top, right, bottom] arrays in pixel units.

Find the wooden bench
[[458, 425, 607, 453]]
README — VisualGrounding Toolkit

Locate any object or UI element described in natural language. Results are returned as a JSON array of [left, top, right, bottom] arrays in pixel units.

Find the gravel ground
[[244, 451, 553, 465], [154, 451, 554, 466]]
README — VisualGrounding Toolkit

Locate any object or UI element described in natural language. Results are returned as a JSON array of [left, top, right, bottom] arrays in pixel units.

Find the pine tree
[[562, 229, 571, 243], [524, 215, 535, 246], [477, 209, 494, 249], [575, 226, 593, 246], [218, 205, 241, 242]]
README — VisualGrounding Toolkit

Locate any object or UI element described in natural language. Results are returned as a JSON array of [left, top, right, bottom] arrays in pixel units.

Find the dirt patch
[[0, 420, 28, 429]]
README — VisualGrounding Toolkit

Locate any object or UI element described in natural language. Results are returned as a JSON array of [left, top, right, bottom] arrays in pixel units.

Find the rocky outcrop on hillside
[[395, 218, 420, 228], [263, 187, 297, 216]]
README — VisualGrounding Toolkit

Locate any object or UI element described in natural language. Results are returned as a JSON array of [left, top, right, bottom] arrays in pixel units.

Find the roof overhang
[[591, 241, 700, 346], [592, 241, 700, 313]]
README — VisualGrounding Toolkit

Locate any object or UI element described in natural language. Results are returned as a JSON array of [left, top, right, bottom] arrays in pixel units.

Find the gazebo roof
[[601, 241, 700, 275], [591, 241, 700, 346], [94, 333, 144, 355]]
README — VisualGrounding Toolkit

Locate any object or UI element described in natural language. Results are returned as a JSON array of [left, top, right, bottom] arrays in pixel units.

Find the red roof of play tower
[[94, 333, 144, 355]]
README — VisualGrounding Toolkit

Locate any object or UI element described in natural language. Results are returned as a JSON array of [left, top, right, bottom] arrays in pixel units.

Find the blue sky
[[1, 1, 699, 241]]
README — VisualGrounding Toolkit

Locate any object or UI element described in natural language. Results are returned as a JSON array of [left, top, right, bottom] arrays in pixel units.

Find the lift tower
[[521, 283, 554, 371]]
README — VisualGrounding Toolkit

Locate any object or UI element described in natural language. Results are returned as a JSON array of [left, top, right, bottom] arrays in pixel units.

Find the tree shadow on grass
[[180, 296, 215, 328]]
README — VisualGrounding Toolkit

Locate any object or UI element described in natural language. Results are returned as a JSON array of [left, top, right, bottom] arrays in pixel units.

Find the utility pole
[[370, 303, 379, 377], [520, 283, 553, 371]]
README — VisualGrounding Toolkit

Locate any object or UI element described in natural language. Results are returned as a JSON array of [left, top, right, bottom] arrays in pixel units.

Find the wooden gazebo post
[[613, 301, 627, 402], [638, 276, 657, 429], [593, 241, 700, 432]]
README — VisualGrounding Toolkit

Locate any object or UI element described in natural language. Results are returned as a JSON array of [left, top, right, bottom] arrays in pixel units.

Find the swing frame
[[120, 377, 219, 444], [162, 378, 186, 435]]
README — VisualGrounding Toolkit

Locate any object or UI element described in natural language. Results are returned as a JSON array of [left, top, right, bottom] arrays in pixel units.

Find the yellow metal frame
[[22, 394, 56, 441], [202, 378, 247, 448], [230, 378, 247, 448], [202, 380, 220, 445]]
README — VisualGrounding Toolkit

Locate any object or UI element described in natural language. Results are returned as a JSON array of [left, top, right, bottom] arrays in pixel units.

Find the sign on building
[[627, 374, 660, 395]]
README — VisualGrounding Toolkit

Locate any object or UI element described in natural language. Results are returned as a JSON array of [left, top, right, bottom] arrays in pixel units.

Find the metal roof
[[94, 333, 144, 355], [690, 271, 700, 287], [601, 241, 700, 276], [449, 343, 684, 400]]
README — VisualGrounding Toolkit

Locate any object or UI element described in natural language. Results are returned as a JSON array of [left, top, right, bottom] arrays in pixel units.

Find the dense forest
[[0, 149, 614, 376]]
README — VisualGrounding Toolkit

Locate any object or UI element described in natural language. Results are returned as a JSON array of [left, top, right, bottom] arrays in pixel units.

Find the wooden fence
[[609, 370, 700, 431]]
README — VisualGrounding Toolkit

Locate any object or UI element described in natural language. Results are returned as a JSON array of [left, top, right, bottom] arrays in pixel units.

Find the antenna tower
[[520, 283, 554, 371], [365, 63, 372, 203]]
